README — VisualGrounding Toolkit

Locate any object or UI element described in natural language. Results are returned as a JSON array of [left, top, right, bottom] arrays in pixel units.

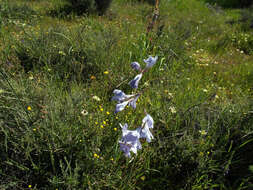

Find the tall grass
[[0, 0, 252, 189]]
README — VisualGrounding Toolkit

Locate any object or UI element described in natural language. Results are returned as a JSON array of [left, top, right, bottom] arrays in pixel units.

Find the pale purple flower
[[114, 93, 140, 113], [144, 55, 158, 69], [119, 123, 142, 157], [115, 101, 129, 113], [131, 62, 141, 71], [119, 142, 131, 157], [129, 73, 143, 89], [140, 126, 154, 143], [128, 94, 140, 109], [140, 114, 154, 142], [142, 114, 154, 129], [111, 89, 134, 102]]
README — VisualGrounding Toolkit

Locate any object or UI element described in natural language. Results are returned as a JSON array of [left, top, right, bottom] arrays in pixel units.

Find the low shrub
[[51, 0, 113, 16], [203, 0, 252, 8]]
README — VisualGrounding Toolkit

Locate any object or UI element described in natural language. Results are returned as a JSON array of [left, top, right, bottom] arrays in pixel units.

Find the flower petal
[[115, 101, 129, 113], [128, 94, 140, 109], [111, 89, 127, 102], [131, 62, 141, 71], [142, 114, 154, 129], [129, 73, 143, 89], [144, 55, 158, 69], [140, 126, 154, 143], [112, 89, 135, 102]]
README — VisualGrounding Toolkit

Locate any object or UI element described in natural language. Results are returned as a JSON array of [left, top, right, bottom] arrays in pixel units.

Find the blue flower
[[111, 89, 134, 102], [144, 56, 158, 69], [119, 123, 142, 157], [129, 73, 143, 89], [128, 94, 140, 109], [131, 62, 141, 71], [140, 114, 154, 143], [114, 94, 140, 113], [115, 101, 129, 113], [142, 114, 154, 129]]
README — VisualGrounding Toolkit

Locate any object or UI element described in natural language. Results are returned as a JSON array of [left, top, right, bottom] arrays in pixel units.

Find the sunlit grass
[[0, 0, 253, 189]]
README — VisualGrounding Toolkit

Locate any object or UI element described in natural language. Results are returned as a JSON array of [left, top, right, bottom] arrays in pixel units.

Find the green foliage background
[[0, 0, 253, 189]]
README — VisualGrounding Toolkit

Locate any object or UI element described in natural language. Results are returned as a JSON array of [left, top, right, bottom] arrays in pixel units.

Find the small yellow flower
[[110, 158, 114, 161], [33, 128, 36, 131], [103, 121, 106, 125], [199, 152, 204, 157], [100, 108, 104, 112], [100, 125, 104, 129], [95, 122, 98, 125], [90, 75, 96, 80], [28, 185, 32, 188], [116, 116, 118, 120], [106, 111, 110, 115], [199, 130, 207, 135], [140, 176, 146, 181], [27, 106, 32, 111], [114, 128, 117, 131], [94, 153, 99, 158], [104, 71, 109, 74]]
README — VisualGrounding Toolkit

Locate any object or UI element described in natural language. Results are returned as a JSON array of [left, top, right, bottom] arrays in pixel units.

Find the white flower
[[169, 106, 176, 113], [92, 95, 101, 101]]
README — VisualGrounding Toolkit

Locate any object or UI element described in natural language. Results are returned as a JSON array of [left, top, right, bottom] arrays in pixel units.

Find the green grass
[[0, 0, 253, 189]]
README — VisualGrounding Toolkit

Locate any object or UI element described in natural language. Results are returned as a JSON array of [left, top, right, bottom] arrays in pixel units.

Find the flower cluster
[[112, 56, 158, 158]]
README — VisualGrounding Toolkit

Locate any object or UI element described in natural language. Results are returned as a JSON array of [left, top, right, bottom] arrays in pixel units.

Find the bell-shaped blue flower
[[128, 94, 140, 109], [119, 123, 142, 157], [142, 114, 154, 129], [144, 56, 158, 69], [131, 62, 141, 71], [140, 114, 154, 143], [115, 101, 129, 113], [129, 73, 143, 89], [113, 93, 140, 113], [140, 126, 154, 143], [111, 89, 134, 102]]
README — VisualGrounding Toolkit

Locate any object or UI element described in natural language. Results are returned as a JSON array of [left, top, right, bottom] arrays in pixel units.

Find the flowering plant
[[112, 56, 158, 157]]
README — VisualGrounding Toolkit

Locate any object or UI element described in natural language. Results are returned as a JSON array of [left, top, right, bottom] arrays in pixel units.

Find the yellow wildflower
[[27, 106, 32, 111], [90, 75, 96, 80], [104, 71, 109, 74], [114, 128, 117, 131], [106, 111, 110, 115]]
